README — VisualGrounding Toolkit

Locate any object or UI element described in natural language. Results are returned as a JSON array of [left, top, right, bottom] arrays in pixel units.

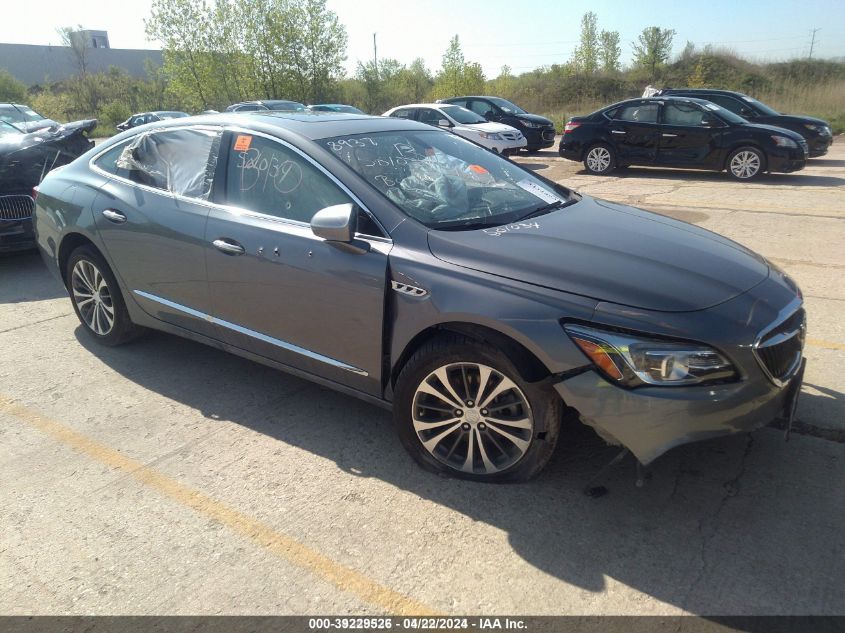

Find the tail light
[[564, 121, 581, 134]]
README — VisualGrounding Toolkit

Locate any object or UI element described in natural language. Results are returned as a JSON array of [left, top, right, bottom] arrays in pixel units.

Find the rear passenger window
[[612, 104, 658, 123], [223, 133, 352, 224], [706, 95, 745, 115], [391, 109, 414, 119], [97, 128, 222, 199]]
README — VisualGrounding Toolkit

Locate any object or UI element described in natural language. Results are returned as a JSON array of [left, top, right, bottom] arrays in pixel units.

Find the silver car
[[34, 111, 806, 482]]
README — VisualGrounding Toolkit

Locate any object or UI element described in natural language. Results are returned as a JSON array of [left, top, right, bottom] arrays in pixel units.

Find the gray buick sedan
[[34, 112, 806, 482]]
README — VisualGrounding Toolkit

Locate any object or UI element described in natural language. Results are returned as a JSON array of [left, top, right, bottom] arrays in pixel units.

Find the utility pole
[[809, 28, 820, 59], [373, 32, 378, 78]]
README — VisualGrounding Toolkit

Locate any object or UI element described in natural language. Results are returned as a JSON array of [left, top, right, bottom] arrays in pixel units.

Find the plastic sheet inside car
[[117, 128, 220, 199]]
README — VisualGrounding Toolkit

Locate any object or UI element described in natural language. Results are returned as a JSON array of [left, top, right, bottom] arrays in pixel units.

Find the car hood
[[515, 113, 553, 126], [759, 113, 829, 127], [459, 122, 520, 134], [427, 196, 769, 312], [742, 122, 806, 142]]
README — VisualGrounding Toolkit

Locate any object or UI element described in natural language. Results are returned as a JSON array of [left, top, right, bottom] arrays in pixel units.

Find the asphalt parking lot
[[1, 140, 843, 616]]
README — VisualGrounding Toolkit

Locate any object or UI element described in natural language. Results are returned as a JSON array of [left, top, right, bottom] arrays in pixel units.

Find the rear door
[[203, 130, 391, 395], [90, 126, 222, 338], [657, 102, 722, 168], [605, 102, 660, 164]]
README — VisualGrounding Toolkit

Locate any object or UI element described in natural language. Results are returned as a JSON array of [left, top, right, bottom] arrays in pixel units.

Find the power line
[[808, 28, 821, 58]]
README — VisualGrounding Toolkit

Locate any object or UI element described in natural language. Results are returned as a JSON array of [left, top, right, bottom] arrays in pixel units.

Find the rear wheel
[[583, 143, 616, 175], [66, 245, 144, 346], [394, 336, 561, 482], [727, 146, 765, 180]]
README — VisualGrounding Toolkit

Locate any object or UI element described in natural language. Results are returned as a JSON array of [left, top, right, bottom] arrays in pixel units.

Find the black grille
[[0, 195, 34, 221], [755, 308, 805, 383]]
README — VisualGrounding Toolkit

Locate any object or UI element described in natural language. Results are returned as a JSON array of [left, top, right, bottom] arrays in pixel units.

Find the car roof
[[388, 103, 449, 110], [116, 111, 436, 141], [608, 96, 716, 108], [661, 88, 747, 97]]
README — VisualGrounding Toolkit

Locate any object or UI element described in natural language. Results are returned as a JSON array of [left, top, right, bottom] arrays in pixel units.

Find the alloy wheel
[[730, 151, 761, 179], [586, 146, 611, 172], [71, 259, 115, 336], [411, 362, 534, 475]]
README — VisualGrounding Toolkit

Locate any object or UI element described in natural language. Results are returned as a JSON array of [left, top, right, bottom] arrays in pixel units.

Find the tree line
[[1, 5, 843, 135]]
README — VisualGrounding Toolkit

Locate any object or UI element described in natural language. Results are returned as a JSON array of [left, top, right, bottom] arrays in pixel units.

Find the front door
[[605, 101, 660, 164], [90, 126, 222, 338], [204, 131, 390, 395], [657, 102, 721, 168]]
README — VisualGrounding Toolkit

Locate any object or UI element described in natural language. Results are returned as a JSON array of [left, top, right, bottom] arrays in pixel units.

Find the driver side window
[[222, 133, 352, 224], [663, 103, 706, 126], [468, 101, 493, 118]]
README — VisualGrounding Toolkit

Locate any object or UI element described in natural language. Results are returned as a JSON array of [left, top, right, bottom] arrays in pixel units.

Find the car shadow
[[0, 250, 66, 304], [73, 327, 845, 615], [577, 167, 845, 187]]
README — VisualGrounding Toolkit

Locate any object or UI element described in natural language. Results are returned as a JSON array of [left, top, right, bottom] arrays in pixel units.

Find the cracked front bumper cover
[[554, 370, 797, 465]]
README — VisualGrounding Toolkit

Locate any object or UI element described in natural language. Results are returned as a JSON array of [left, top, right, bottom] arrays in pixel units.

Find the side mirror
[[310, 203, 357, 242], [438, 119, 452, 128]]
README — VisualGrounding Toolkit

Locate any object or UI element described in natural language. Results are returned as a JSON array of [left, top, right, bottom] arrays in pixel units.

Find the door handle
[[661, 133, 678, 137], [212, 239, 245, 256], [610, 130, 626, 134], [102, 209, 127, 224]]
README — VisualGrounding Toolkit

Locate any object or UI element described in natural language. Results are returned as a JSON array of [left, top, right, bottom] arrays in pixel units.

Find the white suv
[[383, 103, 527, 155]]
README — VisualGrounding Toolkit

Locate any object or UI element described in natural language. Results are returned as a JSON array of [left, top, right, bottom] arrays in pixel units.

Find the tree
[[0, 70, 27, 102], [432, 35, 485, 99], [572, 12, 599, 75], [598, 30, 621, 73], [293, 0, 347, 103], [632, 27, 676, 81], [57, 26, 90, 76]]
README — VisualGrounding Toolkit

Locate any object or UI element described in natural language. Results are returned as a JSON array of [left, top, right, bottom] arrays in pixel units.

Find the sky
[[1, 0, 843, 78]]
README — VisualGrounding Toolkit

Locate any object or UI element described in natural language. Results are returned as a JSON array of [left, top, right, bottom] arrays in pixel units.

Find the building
[[0, 31, 163, 87]]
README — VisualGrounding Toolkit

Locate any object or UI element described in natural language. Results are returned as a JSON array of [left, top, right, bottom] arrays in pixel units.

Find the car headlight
[[803, 123, 821, 132], [564, 324, 737, 387], [520, 120, 541, 128], [771, 135, 798, 148], [478, 132, 502, 140]]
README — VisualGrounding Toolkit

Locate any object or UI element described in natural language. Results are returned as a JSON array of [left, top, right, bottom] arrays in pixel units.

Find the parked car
[[0, 103, 61, 133], [1, 118, 95, 252], [437, 96, 555, 152], [34, 112, 805, 481], [559, 96, 808, 180], [383, 103, 526, 154], [649, 88, 833, 157], [116, 111, 190, 131], [226, 100, 307, 113], [309, 104, 366, 114]]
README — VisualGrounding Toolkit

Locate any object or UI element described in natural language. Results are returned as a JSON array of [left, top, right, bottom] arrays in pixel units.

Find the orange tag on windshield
[[469, 164, 488, 174], [234, 135, 252, 152]]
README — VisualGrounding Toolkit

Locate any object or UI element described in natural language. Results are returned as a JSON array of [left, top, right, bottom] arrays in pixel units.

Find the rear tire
[[393, 335, 561, 482], [583, 143, 616, 175], [66, 245, 144, 346], [727, 146, 765, 180]]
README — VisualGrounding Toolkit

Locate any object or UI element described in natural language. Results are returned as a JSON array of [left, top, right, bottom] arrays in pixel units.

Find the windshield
[[741, 95, 780, 116], [440, 105, 486, 125], [335, 105, 364, 114], [699, 102, 747, 125], [487, 97, 526, 115], [269, 101, 306, 111], [0, 120, 23, 137], [322, 130, 571, 229], [0, 105, 45, 124]]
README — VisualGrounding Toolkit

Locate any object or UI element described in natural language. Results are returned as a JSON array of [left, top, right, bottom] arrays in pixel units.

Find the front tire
[[393, 336, 561, 482], [727, 146, 765, 180], [66, 245, 143, 346], [583, 143, 616, 175]]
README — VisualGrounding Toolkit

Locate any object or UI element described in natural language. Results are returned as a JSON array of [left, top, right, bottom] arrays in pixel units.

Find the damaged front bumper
[[554, 365, 801, 466]]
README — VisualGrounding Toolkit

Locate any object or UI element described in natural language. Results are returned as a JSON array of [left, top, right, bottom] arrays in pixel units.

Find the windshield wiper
[[513, 199, 571, 223]]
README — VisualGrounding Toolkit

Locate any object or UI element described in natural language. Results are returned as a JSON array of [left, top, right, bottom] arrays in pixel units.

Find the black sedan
[[438, 96, 555, 152], [654, 88, 833, 157], [1, 119, 95, 252], [559, 97, 808, 180]]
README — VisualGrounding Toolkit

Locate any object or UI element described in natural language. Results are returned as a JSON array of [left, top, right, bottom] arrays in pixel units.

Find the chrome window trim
[[87, 124, 392, 244], [133, 290, 368, 376], [752, 296, 805, 387]]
